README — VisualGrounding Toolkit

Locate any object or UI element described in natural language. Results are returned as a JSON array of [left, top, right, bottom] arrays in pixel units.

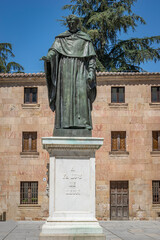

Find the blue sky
[[1, 0, 160, 73]]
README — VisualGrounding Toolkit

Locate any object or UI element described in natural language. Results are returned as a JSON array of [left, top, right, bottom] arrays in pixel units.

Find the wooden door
[[110, 181, 129, 220]]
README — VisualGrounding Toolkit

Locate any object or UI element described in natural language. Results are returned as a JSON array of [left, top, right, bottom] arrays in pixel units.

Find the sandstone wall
[[0, 73, 160, 220]]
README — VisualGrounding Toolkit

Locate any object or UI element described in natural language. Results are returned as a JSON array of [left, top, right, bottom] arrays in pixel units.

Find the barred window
[[152, 131, 160, 151], [111, 87, 125, 103], [152, 181, 160, 204], [151, 87, 160, 103], [24, 87, 37, 104], [20, 182, 38, 204], [22, 132, 37, 152], [111, 131, 126, 151]]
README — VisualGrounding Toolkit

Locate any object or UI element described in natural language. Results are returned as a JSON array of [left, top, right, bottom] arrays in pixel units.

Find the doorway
[[110, 181, 129, 220]]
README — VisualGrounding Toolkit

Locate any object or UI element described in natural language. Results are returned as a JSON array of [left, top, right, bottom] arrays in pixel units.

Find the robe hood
[[55, 30, 91, 41], [51, 30, 96, 58]]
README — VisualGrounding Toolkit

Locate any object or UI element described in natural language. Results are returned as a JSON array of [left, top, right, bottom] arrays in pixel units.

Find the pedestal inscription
[[55, 159, 90, 212]]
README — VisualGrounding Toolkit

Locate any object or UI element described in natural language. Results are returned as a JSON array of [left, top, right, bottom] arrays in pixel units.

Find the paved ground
[[0, 220, 160, 240]]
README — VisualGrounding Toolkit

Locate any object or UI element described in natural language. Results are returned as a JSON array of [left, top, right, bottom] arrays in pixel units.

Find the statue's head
[[67, 15, 79, 33]]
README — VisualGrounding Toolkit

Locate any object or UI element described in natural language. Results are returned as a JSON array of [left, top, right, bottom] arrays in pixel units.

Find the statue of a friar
[[41, 15, 96, 137]]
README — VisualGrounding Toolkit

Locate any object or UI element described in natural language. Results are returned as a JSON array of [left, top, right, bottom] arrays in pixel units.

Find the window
[[22, 132, 37, 152], [152, 131, 160, 151], [24, 87, 37, 104], [152, 181, 160, 204], [20, 182, 38, 204], [151, 87, 160, 103], [111, 87, 125, 103], [111, 131, 126, 151]]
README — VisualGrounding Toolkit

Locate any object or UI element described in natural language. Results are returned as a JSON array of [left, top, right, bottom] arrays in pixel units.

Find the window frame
[[152, 131, 160, 151], [152, 181, 160, 204], [22, 132, 37, 152], [151, 87, 160, 103], [20, 181, 38, 205], [111, 87, 125, 103], [111, 131, 126, 152], [24, 87, 38, 104]]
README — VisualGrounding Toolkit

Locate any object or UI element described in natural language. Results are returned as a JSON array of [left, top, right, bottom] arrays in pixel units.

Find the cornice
[[96, 72, 160, 76], [42, 136, 104, 153], [0, 72, 160, 78], [0, 73, 45, 78], [0, 72, 160, 87], [97, 73, 160, 86], [0, 75, 46, 87]]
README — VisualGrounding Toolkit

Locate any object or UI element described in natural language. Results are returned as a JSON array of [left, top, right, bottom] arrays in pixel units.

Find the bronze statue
[[41, 15, 96, 136]]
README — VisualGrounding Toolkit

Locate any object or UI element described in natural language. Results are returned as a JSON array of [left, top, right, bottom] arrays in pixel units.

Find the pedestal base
[[40, 221, 105, 240], [53, 128, 92, 137], [40, 137, 105, 240], [39, 234, 105, 240]]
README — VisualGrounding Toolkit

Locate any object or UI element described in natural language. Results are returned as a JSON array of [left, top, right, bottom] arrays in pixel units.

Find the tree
[[62, 0, 160, 72], [0, 43, 24, 73]]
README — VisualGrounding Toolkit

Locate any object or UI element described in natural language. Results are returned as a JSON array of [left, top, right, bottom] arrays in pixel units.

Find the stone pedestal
[[39, 137, 105, 240]]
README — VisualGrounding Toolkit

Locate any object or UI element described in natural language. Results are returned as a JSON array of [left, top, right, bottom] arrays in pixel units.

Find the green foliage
[[62, 0, 160, 72], [0, 43, 24, 73]]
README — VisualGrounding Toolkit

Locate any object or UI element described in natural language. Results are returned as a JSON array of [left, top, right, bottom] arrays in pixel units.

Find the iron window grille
[[20, 182, 38, 204], [152, 181, 160, 204]]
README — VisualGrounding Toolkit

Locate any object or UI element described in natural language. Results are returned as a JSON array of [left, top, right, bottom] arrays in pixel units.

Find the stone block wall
[[93, 74, 160, 220], [0, 77, 52, 220], [0, 73, 160, 220]]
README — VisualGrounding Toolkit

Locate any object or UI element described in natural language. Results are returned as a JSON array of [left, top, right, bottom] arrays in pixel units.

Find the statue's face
[[68, 20, 78, 33]]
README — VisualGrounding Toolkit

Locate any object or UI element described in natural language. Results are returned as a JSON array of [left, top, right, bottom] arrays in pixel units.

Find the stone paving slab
[[0, 221, 160, 240], [100, 221, 160, 240], [0, 221, 17, 240]]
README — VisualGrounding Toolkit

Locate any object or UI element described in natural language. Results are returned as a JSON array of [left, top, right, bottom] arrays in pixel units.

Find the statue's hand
[[40, 50, 56, 61], [40, 56, 49, 61], [87, 71, 95, 84], [87, 71, 95, 95], [88, 71, 95, 80], [47, 50, 56, 60]]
